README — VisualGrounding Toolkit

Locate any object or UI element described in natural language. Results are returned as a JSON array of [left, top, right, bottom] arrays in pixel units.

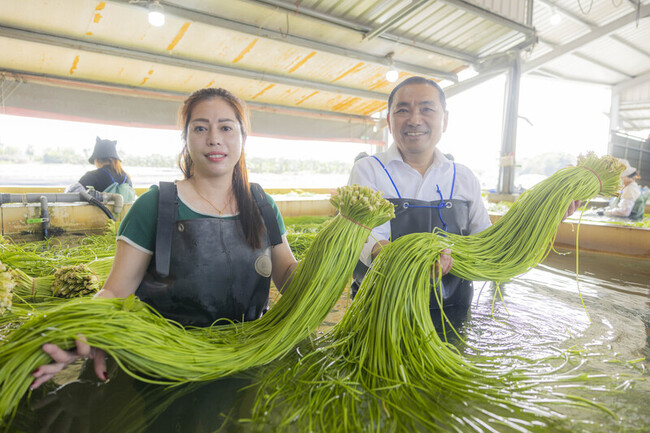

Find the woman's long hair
[[178, 88, 264, 249], [95, 158, 130, 182]]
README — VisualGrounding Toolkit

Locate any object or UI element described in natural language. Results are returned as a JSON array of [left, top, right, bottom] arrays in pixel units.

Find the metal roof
[[0, 0, 649, 140]]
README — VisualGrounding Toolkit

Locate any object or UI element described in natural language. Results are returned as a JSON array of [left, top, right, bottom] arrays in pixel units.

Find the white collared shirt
[[348, 144, 491, 266], [604, 181, 641, 217]]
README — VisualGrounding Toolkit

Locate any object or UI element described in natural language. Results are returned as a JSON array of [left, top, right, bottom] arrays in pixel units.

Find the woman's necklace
[[190, 180, 230, 215]]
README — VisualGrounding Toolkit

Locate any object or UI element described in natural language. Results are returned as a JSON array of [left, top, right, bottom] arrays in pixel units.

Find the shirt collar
[[385, 144, 449, 170]]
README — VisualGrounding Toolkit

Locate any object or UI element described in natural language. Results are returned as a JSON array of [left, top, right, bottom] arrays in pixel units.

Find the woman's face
[[186, 97, 243, 179]]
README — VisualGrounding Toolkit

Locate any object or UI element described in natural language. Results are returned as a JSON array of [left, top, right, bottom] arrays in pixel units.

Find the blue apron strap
[[371, 155, 401, 198], [100, 167, 117, 184]]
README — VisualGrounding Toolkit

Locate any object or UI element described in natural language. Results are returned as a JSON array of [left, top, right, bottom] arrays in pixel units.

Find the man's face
[[388, 83, 448, 163]]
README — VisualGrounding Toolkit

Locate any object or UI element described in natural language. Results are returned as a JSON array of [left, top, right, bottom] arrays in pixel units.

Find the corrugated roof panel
[[472, 0, 527, 23], [555, 0, 644, 26], [621, 81, 650, 103], [614, 18, 650, 54], [580, 38, 650, 77], [532, 3, 592, 46], [542, 55, 630, 85], [392, 4, 521, 56]]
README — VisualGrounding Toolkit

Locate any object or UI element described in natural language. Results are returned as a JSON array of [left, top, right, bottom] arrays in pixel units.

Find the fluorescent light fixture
[[148, 1, 165, 27]]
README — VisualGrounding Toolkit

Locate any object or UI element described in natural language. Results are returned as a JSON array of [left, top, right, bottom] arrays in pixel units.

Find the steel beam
[[0, 25, 387, 101], [239, 0, 479, 63], [436, 0, 535, 35], [364, 0, 430, 41], [0, 68, 380, 124], [114, 0, 458, 81], [522, 4, 650, 73]]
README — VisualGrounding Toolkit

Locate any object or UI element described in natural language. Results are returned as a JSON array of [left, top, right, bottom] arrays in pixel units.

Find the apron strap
[[371, 155, 401, 198], [250, 182, 282, 246], [100, 167, 117, 184], [155, 182, 178, 277]]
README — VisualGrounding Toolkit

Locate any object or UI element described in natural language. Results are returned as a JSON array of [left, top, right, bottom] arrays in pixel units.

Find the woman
[[604, 159, 642, 218], [69, 137, 136, 201], [32, 88, 299, 388]]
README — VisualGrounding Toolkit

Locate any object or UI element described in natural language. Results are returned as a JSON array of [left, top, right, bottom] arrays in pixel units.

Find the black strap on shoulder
[[155, 182, 177, 277], [250, 182, 282, 246]]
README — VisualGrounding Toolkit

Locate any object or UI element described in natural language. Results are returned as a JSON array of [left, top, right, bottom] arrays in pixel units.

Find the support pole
[[497, 52, 521, 195]]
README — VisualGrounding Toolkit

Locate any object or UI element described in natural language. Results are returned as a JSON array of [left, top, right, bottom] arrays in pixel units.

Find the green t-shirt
[[117, 184, 286, 253]]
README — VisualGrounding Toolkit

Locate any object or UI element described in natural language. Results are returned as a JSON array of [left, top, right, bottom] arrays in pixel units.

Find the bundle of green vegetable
[[252, 233, 615, 432], [446, 152, 623, 282], [9, 257, 114, 303], [0, 185, 394, 422], [51, 264, 101, 298], [0, 261, 14, 315]]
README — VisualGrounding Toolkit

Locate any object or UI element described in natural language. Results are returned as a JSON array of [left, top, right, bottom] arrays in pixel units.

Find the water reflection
[[13, 361, 257, 433], [7, 249, 650, 432]]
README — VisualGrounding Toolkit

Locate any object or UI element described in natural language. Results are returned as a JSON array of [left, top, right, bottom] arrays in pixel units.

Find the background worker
[[66, 137, 136, 201], [602, 159, 643, 218], [348, 76, 580, 313]]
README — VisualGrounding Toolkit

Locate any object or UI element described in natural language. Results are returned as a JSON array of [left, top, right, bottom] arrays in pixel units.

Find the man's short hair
[[387, 76, 447, 112]]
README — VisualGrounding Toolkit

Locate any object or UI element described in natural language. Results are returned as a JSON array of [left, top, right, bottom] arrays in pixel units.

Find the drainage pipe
[[39, 195, 50, 239]]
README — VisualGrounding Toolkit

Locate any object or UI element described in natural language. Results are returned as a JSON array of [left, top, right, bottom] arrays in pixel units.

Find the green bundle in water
[[252, 233, 615, 432], [8, 257, 115, 303], [446, 152, 623, 282], [0, 185, 394, 422]]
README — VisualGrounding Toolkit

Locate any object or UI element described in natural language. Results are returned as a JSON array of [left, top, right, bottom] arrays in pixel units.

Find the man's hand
[[562, 200, 582, 221], [31, 335, 108, 390], [434, 248, 453, 279], [371, 239, 391, 260]]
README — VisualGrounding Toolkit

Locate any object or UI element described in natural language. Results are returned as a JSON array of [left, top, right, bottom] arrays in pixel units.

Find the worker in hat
[[603, 159, 642, 218], [66, 137, 136, 201]]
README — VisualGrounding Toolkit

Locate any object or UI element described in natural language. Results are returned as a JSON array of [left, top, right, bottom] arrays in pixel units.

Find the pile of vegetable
[[0, 185, 394, 421], [251, 153, 625, 432], [7, 257, 114, 304]]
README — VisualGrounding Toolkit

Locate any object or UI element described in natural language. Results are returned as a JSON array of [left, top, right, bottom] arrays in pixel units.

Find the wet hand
[[434, 248, 453, 279], [31, 335, 108, 390]]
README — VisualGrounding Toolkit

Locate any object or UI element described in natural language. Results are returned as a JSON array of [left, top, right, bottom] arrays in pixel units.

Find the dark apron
[[136, 182, 281, 327], [352, 157, 473, 310]]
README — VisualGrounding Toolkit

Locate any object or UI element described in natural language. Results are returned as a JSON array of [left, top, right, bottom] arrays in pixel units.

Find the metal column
[[497, 52, 522, 195]]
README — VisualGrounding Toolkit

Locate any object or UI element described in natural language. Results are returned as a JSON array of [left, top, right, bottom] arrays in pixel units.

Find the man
[[348, 76, 579, 313], [348, 76, 486, 312]]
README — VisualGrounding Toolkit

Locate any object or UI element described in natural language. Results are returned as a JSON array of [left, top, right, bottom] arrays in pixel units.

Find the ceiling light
[[148, 1, 165, 27], [386, 68, 399, 83], [385, 52, 399, 83], [550, 7, 561, 26]]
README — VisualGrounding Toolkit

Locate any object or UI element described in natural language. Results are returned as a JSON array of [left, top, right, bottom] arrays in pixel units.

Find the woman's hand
[[31, 335, 108, 390]]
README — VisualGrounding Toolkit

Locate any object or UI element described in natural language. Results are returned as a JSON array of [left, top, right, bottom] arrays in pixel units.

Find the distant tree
[[122, 154, 177, 168], [517, 152, 575, 176], [42, 147, 85, 164]]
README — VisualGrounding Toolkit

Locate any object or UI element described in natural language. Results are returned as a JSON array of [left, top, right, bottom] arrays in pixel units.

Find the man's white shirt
[[347, 145, 491, 267]]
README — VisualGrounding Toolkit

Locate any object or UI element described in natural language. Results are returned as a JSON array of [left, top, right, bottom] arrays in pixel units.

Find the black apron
[[136, 182, 282, 327], [352, 156, 473, 310]]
